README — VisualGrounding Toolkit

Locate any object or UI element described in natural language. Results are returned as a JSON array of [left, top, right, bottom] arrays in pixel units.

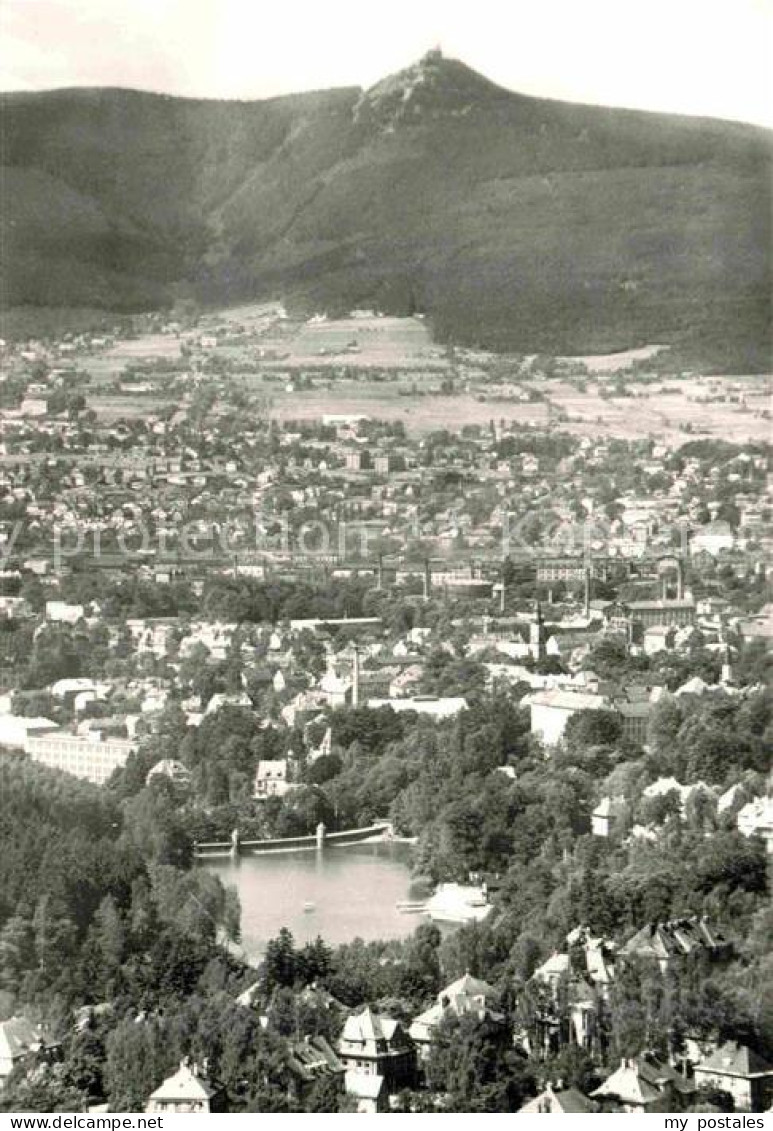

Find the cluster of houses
[[3, 907, 772, 1114], [0, 320, 771, 593], [0, 573, 769, 852], [0, 323, 771, 1114]]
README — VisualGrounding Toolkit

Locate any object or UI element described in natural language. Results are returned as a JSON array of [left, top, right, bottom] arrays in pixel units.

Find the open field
[[256, 381, 550, 433], [561, 344, 667, 373], [247, 379, 770, 442], [85, 335, 183, 389], [545, 375, 772, 444], [87, 394, 176, 421], [220, 313, 447, 370], [68, 310, 770, 443]]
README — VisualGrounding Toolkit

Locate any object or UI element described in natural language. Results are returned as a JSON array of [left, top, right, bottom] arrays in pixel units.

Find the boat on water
[[395, 900, 427, 914], [302, 902, 316, 913]]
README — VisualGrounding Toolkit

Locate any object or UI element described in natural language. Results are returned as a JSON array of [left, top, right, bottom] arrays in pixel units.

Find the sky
[[2, 0, 772, 127]]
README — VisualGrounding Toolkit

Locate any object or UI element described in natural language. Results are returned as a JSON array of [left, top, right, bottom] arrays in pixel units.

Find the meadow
[[74, 310, 770, 443]]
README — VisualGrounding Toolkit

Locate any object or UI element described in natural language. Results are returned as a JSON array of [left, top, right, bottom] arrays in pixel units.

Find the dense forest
[[4, 53, 771, 369]]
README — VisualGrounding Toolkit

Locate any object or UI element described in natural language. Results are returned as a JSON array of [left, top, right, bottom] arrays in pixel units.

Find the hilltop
[[1, 51, 771, 368]]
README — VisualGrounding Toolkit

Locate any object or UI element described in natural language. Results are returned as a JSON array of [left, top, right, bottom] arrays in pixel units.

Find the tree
[[263, 928, 297, 992], [544, 1045, 598, 1094], [0, 915, 33, 992], [647, 695, 683, 754], [0, 1072, 90, 1114], [104, 1018, 174, 1113], [305, 1073, 343, 1112], [61, 1027, 107, 1100], [32, 895, 77, 983], [120, 783, 192, 867], [93, 895, 125, 994], [394, 922, 442, 1003], [565, 710, 622, 750], [297, 936, 333, 986], [427, 1013, 535, 1111]]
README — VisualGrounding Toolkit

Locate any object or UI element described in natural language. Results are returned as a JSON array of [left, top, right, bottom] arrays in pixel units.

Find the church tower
[[530, 602, 547, 662]]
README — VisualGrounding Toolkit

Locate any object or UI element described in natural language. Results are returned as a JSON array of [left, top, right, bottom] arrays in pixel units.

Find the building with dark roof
[[620, 916, 731, 972], [287, 1035, 345, 1104], [694, 1042, 773, 1112], [592, 1054, 695, 1112], [520, 1083, 597, 1113], [338, 1007, 416, 1108]]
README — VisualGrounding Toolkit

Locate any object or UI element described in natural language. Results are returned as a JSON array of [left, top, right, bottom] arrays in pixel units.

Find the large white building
[[25, 732, 136, 786], [0, 715, 59, 749], [528, 688, 651, 747], [366, 696, 467, 719], [528, 689, 608, 746]]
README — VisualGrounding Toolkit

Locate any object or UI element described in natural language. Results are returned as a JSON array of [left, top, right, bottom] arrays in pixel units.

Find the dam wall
[[194, 820, 392, 858]]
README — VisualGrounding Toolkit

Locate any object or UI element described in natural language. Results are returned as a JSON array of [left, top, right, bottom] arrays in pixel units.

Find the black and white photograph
[[0, 0, 771, 1118]]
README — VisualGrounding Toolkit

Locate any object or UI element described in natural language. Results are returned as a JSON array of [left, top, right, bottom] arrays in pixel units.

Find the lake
[[200, 841, 428, 958]]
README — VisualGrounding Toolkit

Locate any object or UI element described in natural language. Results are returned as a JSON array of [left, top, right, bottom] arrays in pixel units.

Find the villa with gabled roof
[[338, 1006, 416, 1109], [694, 1042, 773, 1112], [409, 972, 500, 1058]]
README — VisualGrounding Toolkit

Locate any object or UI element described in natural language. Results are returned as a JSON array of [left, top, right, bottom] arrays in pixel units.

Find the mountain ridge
[[1, 53, 771, 368]]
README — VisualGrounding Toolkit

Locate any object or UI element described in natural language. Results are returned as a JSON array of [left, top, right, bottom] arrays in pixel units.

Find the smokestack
[[423, 559, 431, 602], [676, 557, 685, 600], [500, 578, 506, 614], [584, 567, 591, 617], [376, 553, 383, 591], [352, 646, 360, 708]]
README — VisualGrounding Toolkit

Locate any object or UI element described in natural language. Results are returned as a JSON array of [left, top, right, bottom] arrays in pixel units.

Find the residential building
[[45, 601, 85, 624], [620, 916, 730, 972], [592, 795, 627, 837], [0, 1018, 48, 1089], [338, 1007, 416, 1111], [145, 1059, 227, 1114], [254, 759, 294, 799], [693, 1042, 773, 1112], [409, 973, 499, 1060], [591, 1055, 695, 1112], [737, 797, 773, 854], [529, 926, 616, 1051], [287, 1036, 345, 1104], [520, 1084, 597, 1113], [146, 759, 192, 788]]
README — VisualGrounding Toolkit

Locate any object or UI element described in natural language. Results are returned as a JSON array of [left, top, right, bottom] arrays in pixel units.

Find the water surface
[[201, 841, 427, 957]]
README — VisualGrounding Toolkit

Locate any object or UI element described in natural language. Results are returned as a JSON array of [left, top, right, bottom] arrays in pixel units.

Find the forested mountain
[[2, 51, 771, 367]]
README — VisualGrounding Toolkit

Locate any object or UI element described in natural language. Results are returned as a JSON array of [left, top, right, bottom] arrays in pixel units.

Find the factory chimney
[[351, 645, 361, 708]]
